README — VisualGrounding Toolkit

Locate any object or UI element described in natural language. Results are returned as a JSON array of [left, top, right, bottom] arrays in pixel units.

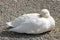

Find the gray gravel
[[0, 0, 60, 40]]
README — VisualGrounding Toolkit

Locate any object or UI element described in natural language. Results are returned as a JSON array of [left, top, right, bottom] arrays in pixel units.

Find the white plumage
[[6, 9, 55, 34], [6, 13, 40, 27]]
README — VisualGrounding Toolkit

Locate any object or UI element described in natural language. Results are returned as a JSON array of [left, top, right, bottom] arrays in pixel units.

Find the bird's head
[[40, 9, 50, 18]]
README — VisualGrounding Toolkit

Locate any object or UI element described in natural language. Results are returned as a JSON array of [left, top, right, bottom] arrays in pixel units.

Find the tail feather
[[6, 22, 12, 26]]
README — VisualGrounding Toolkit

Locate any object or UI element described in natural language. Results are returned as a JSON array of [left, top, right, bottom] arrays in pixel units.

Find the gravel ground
[[0, 0, 60, 40]]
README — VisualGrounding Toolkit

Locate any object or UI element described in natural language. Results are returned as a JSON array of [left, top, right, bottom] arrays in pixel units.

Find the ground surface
[[0, 0, 60, 40]]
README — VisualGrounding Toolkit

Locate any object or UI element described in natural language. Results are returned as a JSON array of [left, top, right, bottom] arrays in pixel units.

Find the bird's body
[[6, 9, 55, 34]]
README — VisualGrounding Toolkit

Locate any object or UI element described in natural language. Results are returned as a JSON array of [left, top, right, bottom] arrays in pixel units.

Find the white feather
[[6, 9, 55, 34], [6, 13, 40, 27]]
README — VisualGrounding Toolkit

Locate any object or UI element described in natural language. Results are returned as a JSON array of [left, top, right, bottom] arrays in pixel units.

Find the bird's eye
[[43, 13, 46, 15], [40, 12, 46, 15]]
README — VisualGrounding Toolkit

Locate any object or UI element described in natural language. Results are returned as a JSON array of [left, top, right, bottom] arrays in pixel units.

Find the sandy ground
[[0, 0, 60, 40]]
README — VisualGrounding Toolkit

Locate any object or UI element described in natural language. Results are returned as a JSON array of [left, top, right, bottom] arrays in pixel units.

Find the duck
[[6, 9, 55, 34]]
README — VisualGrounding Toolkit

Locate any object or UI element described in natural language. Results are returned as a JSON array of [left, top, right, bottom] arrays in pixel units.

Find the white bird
[[6, 9, 55, 34]]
